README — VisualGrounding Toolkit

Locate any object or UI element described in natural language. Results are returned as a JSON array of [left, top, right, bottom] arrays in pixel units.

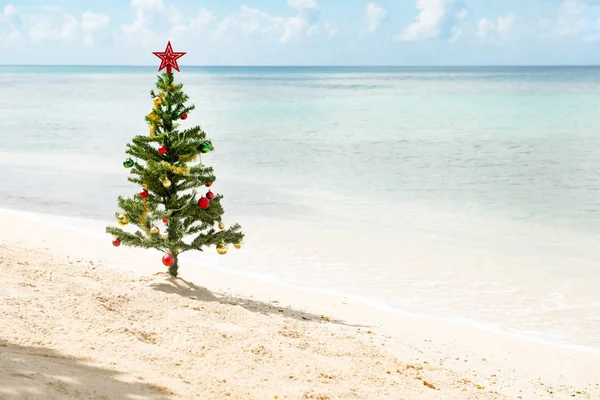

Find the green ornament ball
[[123, 158, 134, 168], [200, 142, 212, 154]]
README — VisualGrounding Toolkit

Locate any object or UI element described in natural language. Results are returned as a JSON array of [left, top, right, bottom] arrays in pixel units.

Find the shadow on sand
[[149, 274, 369, 328], [0, 340, 172, 399]]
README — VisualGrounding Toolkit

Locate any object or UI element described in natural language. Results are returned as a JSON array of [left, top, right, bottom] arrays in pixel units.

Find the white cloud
[[190, 9, 216, 29], [60, 15, 79, 39], [534, 0, 600, 41], [281, 1, 320, 42], [0, 4, 22, 40], [81, 11, 110, 44], [555, 0, 592, 36], [288, 0, 318, 9], [215, 3, 320, 43], [497, 14, 516, 37], [2, 0, 333, 48], [449, 26, 461, 42], [366, 3, 386, 33], [27, 17, 55, 43], [169, 6, 183, 25], [476, 14, 516, 40], [398, 0, 467, 42], [122, 0, 164, 45], [171, 8, 215, 39], [2, 4, 21, 29], [34, 6, 61, 12], [281, 16, 307, 42], [324, 21, 337, 39], [1, 5, 109, 44], [18, 10, 109, 44], [131, 0, 163, 12], [476, 18, 494, 38], [3, 4, 18, 19], [216, 6, 283, 39]]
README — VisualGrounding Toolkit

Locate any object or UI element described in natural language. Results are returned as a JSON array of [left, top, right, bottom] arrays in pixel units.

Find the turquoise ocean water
[[1, 66, 600, 350]]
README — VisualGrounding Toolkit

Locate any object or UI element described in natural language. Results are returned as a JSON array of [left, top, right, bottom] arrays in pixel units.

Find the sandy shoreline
[[1, 208, 599, 399]]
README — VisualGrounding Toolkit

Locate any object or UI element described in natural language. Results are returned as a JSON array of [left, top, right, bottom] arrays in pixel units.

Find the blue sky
[[1, 0, 600, 65]]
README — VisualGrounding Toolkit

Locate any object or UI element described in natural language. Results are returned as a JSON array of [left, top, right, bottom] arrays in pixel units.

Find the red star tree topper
[[152, 41, 186, 74]]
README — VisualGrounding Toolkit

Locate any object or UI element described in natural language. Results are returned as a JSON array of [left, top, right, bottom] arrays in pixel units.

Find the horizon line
[[2, 64, 600, 68]]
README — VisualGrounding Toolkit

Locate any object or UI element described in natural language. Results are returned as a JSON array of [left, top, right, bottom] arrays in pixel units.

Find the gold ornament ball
[[216, 243, 228, 255], [153, 96, 162, 106], [234, 242, 243, 250], [162, 178, 172, 188], [117, 214, 129, 226], [218, 222, 225, 230], [142, 183, 148, 190], [150, 226, 160, 235]]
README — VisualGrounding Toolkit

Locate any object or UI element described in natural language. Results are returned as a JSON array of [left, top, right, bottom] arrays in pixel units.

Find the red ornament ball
[[206, 190, 215, 200], [112, 238, 121, 247], [158, 146, 168, 155], [140, 189, 149, 198], [181, 113, 188, 120], [198, 196, 210, 209], [205, 182, 213, 187], [162, 217, 168, 224], [162, 253, 175, 267]]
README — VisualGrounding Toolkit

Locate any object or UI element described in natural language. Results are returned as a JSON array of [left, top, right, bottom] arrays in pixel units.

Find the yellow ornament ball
[[218, 222, 225, 230], [117, 214, 129, 226], [150, 226, 160, 235], [216, 243, 228, 255], [153, 96, 162, 106], [234, 242, 243, 250], [162, 178, 172, 189]]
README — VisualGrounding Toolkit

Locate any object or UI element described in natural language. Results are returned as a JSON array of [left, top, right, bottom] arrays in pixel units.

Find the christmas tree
[[106, 41, 244, 278]]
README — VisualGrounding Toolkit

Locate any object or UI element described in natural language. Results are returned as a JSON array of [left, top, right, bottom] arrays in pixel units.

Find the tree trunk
[[168, 253, 179, 277]]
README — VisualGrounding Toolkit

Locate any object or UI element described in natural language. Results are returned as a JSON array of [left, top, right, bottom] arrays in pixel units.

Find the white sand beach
[[1, 208, 599, 399]]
